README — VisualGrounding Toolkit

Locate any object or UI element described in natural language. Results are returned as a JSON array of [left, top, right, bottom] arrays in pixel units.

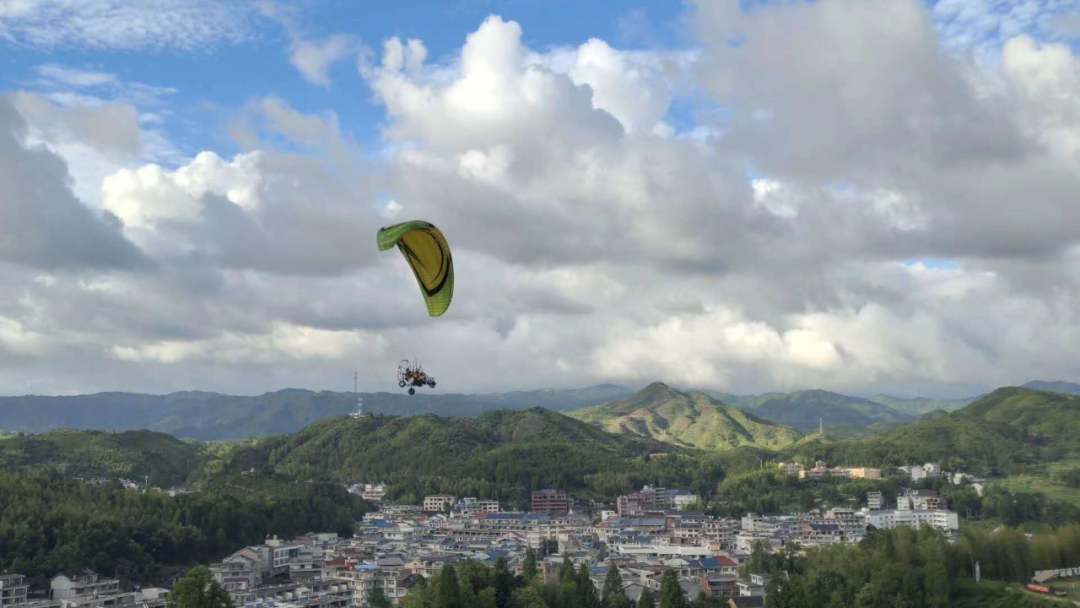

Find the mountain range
[[703, 389, 917, 431], [1022, 380, 1080, 395], [570, 382, 803, 450], [0, 385, 636, 440], [1, 385, 1077, 500], [0, 380, 1074, 441]]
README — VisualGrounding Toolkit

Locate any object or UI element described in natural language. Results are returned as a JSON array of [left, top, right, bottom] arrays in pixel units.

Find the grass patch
[[996, 475, 1080, 508]]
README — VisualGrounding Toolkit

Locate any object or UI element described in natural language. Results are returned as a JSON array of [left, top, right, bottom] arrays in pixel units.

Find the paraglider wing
[[377, 220, 454, 317]]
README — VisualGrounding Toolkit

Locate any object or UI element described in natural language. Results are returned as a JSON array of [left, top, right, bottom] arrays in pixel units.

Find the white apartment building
[[865, 509, 958, 533]]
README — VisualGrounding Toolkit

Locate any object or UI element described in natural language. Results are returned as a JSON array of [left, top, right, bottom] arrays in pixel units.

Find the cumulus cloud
[[9, 64, 184, 205], [0, 97, 147, 271], [1, 4, 1080, 398]]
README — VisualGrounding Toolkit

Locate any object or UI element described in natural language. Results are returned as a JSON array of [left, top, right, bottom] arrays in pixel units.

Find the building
[[797, 461, 880, 480], [865, 509, 958, 533], [423, 495, 456, 513], [844, 467, 882, 480], [57, 592, 137, 608], [669, 491, 701, 511], [798, 461, 829, 479], [0, 575, 28, 608], [908, 490, 943, 510], [360, 484, 388, 502], [867, 491, 883, 510], [50, 571, 120, 601], [799, 523, 845, 546], [898, 463, 941, 481], [531, 490, 569, 515], [777, 463, 805, 476], [616, 486, 699, 516], [454, 498, 500, 514]]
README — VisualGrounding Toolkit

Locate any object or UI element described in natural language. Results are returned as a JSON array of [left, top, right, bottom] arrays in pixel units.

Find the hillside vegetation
[[192, 407, 733, 507], [0, 429, 204, 486], [0, 470, 368, 580], [571, 382, 802, 450], [791, 388, 1080, 475]]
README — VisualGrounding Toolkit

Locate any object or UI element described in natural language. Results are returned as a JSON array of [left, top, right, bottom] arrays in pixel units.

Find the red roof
[[714, 556, 738, 567]]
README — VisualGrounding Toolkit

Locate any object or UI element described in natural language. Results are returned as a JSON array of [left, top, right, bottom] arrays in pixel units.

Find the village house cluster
[[0, 476, 970, 608]]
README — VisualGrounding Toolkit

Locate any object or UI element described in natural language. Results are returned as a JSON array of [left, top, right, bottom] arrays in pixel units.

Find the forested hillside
[[790, 387, 1080, 475], [571, 382, 802, 450], [0, 429, 204, 486], [193, 408, 755, 508], [0, 470, 368, 580]]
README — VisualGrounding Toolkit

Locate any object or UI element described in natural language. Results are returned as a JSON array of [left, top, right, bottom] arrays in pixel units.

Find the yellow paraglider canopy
[[377, 220, 454, 317]]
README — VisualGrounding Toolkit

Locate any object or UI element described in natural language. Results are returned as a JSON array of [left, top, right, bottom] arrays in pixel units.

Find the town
[[0, 461, 985, 608]]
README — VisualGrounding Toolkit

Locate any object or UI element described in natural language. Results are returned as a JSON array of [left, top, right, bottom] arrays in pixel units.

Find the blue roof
[[699, 558, 721, 568]]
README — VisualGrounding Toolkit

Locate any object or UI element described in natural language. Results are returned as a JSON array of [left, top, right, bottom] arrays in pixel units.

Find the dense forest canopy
[[0, 470, 369, 580]]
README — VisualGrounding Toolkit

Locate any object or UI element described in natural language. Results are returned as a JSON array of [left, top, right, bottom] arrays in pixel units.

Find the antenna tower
[[351, 371, 365, 418]]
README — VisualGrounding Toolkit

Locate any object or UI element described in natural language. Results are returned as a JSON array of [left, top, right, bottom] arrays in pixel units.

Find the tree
[[494, 556, 515, 608], [577, 562, 599, 608], [169, 566, 233, 608], [659, 570, 687, 608], [522, 548, 538, 583], [433, 564, 463, 608], [558, 555, 575, 585], [367, 587, 391, 608], [638, 591, 656, 608], [602, 565, 625, 608]]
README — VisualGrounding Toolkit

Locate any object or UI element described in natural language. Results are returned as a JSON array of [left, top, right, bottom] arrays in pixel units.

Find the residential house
[[50, 571, 119, 601], [0, 575, 28, 608]]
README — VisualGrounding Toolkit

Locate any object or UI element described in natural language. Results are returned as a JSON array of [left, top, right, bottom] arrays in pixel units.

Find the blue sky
[[1, 1, 690, 160], [1, 0, 1079, 397], [3, 0, 1075, 166]]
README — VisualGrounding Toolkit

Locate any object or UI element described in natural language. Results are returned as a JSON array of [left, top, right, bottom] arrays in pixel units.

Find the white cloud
[[0, 0, 265, 50], [11, 91, 140, 155], [2, 7, 1080, 398], [110, 322, 383, 365], [0, 97, 147, 271], [289, 34, 358, 87]]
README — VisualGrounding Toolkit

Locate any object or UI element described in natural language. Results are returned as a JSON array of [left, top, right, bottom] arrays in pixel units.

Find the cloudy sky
[[1, 0, 1078, 398]]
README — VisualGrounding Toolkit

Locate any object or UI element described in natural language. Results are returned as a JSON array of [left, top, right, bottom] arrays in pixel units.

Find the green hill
[[702, 389, 914, 431], [869, 394, 977, 416], [794, 387, 1080, 474], [570, 382, 802, 451], [0, 429, 204, 486], [194, 407, 691, 506]]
